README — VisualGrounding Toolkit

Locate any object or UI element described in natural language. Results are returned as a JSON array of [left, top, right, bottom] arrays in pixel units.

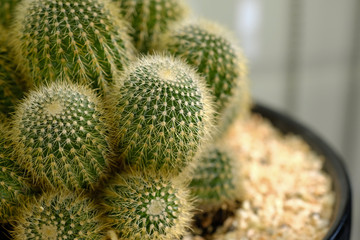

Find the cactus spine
[[0, 27, 26, 117], [12, 0, 135, 93], [0, 0, 21, 28], [161, 19, 250, 117], [109, 55, 214, 174], [189, 144, 243, 210], [11, 83, 110, 191], [101, 172, 193, 240], [12, 191, 107, 240], [0, 123, 31, 222], [112, 0, 188, 53]]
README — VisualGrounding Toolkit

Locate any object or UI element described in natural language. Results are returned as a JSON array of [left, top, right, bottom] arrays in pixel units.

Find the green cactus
[[101, 172, 193, 240], [160, 19, 250, 116], [189, 143, 243, 210], [0, 0, 21, 28], [11, 82, 110, 191], [0, 123, 32, 222], [11, 0, 135, 93], [218, 78, 252, 134], [112, 0, 189, 53], [11, 190, 107, 240], [0, 27, 26, 118], [109, 55, 214, 174]]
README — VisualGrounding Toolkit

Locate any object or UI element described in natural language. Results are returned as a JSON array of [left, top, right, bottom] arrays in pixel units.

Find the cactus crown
[[189, 143, 242, 210], [113, 0, 188, 53], [0, 27, 25, 117], [12, 191, 107, 240], [161, 19, 248, 114], [101, 172, 193, 240], [11, 0, 135, 92], [11, 82, 110, 191], [0, 123, 31, 222], [110, 55, 214, 174]]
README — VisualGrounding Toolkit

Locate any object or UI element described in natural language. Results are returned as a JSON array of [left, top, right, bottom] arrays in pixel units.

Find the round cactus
[[11, 0, 135, 93], [11, 82, 110, 191], [109, 55, 214, 174], [101, 172, 193, 240], [112, 0, 189, 53], [160, 19, 250, 116], [11, 190, 107, 240], [0, 123, 32, 222], [0, 0, 21, 28], [189, 143, 243, 210], [0, 27, 26, 117]]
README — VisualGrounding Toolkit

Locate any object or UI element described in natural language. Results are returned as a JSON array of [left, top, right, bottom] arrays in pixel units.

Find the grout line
[[284, 0, 304, 115], [342, 0, 360, 166], [342, 1, 360, 239]]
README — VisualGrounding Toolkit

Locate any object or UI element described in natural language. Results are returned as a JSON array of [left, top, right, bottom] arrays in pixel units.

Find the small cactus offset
[[11, 191, 107, 240], [11, 82, 110, 191], [11, 0, 135, 93], [113, 0, 189, 53], [0, 123, 31, 222], [101, 172, 193, 240], [0, 27, 26, 117], [189, 144, 243, 210], [109, 55, 214, 174], [0, 0, 21, 28], [160, 19, 250, 116]]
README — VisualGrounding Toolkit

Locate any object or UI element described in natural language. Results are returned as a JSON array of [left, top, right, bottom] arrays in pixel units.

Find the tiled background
[[187, 0, 360, 239]]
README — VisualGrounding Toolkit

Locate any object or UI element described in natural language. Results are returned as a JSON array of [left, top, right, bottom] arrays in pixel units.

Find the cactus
[[0, 27, 26, 117], [189, 143, 243, 210], [11, 82, 110, 191], [109, 55, 214, 174], [0, 0, 21, 28], [11, 190, 107, 239], [0, 123, 31, 222], [11, 0, 135, 93], [112, 0, 189, 53], [101, 172, 193, 240], [160, 19, 250, 116]]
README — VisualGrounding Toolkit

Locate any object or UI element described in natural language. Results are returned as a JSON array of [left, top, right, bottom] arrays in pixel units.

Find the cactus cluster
[[102, 172, 192, 240], [110, 55, 213, 174], [11, 0, 135, 92], [0, 0, 252, 239], [11, 83, 110, 191], [0, 123, 31, 222], [160, 19, 250, 118], [0, 27, 26, 117], [189, 144, 243, 210], [12, 191, 107, 240], [113, 0, 189, 53]]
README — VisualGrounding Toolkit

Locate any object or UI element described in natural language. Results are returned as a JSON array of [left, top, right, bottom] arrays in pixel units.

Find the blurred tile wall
[[187, 0, 359, 239]]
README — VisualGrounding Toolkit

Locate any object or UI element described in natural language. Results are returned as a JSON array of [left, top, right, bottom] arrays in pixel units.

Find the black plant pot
[[253, 103, 352, 240], [0, 104, 352, 240]]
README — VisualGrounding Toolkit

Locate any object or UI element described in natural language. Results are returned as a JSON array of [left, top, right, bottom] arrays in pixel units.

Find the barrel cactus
[[0, 27, 26, 117], [112, 0, 189, 53], [11, 82, 110, 191], [160, 19, 250, 117], [101, 172, 193, 240], [11, 191, 107, 240], [109, 55, 214, 174], [0, 0, 21, 28], [0, 123, 31, 222], [11, 0, 135, 93], [189, 144, 243, 210]]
